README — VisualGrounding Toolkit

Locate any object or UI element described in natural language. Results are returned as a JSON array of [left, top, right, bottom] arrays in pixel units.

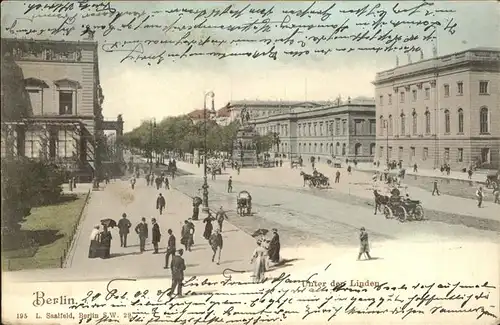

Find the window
[[388, 115, 393, 135], [388, 94, 392, 105], [335, 119, 340, 135], [458, 148, 463, 162], [412, 112, 417, 135], [379, 116, 384, 135], [444, 109, 450, 134], [59, 91, 73, 115], [458, 108, 464, 133], [400, 113, 406, 135], [320, 143, 323, 153], [425, 88, 430, 100], [308, 143, 311, 152], [370, 143, 375, 156], [423, 147, 428, 160], [400, 92, 405, 103], [314, 123, 317, 136], [457, 82, 463, 95], [425, 109, 431, 134], [398, 146, 403, 160], [444, 84, 450, 97], [479, 81, 489, 95], [379, 146, 383, 157], [444, 148, 450, 161], [58, 130, 74, 158], [410, 147, 416, 161], [24, 130, 40, 158], [319, 122, 323, 136], [370, 120, 376, 135], [308, 123, 311, 136], [355, 143, 362, 156], [412, 89, 417, 102], [480, 107, 489, 133], [342, 120, 347, 135], [27, 89, 42, 115], [379, 95, 383, 105], [388, 146, 393, 159], [342, 143, 346, 156], [354, 120, 363, 135]]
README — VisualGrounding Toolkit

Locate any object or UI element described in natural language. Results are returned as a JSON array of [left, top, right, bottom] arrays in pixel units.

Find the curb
[[63, 189, 91, 268]]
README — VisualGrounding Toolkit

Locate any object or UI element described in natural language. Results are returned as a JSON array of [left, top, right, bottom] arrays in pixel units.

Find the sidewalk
[[5, 179, 258, 283], [177, 161, 500, 222]]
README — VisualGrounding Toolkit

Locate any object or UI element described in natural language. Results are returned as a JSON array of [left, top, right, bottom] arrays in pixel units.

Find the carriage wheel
[[396, 206, 408, 223], [413, 205, 425, 221], [383, 206, 393, 219], [493, 181, 499, 189]]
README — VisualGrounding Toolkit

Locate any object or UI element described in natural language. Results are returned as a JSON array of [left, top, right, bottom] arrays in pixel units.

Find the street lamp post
[[384, 119, 389, 167], [202, 91, 215, 213]]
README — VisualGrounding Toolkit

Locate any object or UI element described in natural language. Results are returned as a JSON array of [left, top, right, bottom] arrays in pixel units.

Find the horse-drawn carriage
[[485, 172, 499, 189], [300, 171, 330, 188], [237, 190, 252, 216], [374, 188, 424, 222]]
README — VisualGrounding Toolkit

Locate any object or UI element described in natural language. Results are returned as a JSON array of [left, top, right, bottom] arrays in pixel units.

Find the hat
[[272, 228, 278, 232], [360, 227, 366, 231], [177, 249, 184, 254]]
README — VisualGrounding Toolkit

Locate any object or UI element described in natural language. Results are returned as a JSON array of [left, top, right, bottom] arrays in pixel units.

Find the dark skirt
[[88, 240, 100, 258], [203, 223, 213, 240], [100, 242, 111, 259]]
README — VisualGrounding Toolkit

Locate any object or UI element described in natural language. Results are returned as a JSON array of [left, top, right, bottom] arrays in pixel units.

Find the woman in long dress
[[251, 240, 268, 283], [203, 214, 214, 240], [88, 225, 100, 258], [99, 225, 112, 259]]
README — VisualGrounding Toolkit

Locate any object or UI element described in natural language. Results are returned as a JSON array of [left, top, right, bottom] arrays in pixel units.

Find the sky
[[1, 1, 499, 131]]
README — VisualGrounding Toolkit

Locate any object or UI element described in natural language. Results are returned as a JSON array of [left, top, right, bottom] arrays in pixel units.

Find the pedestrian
[[99, 225, 112, 259], [377, 161, 380, 168], [209, 228, 223, 264], [69, 177, 73, 192], [432, 179, 440, 196], [335, 170, 340, 183], [118, 213, 131, 248], [203, 212, 214, 240], [164, 229, 176, 269], [267, 228, 281, 264], [237, 164, 241, 175], [192, 200, 200, 221], [227, 176, 233, 193], [279, 159, 283, 167], [155, 176, 162, 190], [216, 206, 228, 232], [135, 218, 148, 253], [357, 227, 372, 260], [130, 177, 136, 190], [151, 218, 161, 254], [476, 187, 484, 208], [347, 165, 352, 175], [73, 176, 77, 188], [373, 190, 382, 215], [169, 249, 186, 298], [468, 168, 473, 180], [251, 240, 268, 283], [493, 187, 500, 204], [156, 193, 166, 215], [105, 172, 110, 184], [413, 163, 418, 173], [180, 220, 192, 252], [187, 218, 195, 250], [146, 173, 150, 186], [88, 225, 101, 259], [164, 176, 170, 190]]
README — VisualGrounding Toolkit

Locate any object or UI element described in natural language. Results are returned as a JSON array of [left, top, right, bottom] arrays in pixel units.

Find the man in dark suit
[[117, 213, 131, 247], [151, 218, 161, 254], [156, 193, 166, 215], [169, 249, 186, 297], [164, 229, 176, 269], [135, 217, 148, 253]]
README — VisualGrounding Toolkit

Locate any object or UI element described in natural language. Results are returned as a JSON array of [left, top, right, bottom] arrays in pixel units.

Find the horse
[[373, 189, 390, 214], [300, 171, 313, 187]]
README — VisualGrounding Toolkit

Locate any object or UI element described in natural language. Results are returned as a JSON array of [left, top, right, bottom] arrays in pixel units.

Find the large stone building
[[0, 38, 123, 181], [246, 98, 376, 162], [374, 47, 500, 170]]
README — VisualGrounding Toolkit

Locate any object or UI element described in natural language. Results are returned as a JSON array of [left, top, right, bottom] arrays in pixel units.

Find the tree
[[253, 133, 273, 154], [1, 52, 32, 121]]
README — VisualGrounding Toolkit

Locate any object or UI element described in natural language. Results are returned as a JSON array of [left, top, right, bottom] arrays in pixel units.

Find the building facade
[[0, 38, 120, 180], [374, 47, 500, 170], [247, 98, 376, 162]]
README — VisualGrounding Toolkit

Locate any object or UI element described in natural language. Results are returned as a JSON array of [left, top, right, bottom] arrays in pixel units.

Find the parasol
[[251, 229, 269, 237], [100, 218, 117, 228]]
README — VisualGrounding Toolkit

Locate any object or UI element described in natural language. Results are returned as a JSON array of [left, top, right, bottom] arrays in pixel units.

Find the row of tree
[[121, 116, 276, 157]]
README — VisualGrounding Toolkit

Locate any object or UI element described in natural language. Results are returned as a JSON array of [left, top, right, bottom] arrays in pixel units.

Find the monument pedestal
[[232, 125, 258, 168]]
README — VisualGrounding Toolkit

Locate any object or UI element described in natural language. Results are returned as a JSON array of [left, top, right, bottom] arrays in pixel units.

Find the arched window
[[308, 143, 311, 152], [342, 143, 346, 156], [388, 115, 393, 135], [336, 142, 340, 155], [444, 109, 450, 134], [320, 143, 323, 153], [412, 110, 417, 135], [425, 109, 431, 134], [458, 108, 464, 133], [400, 113, 406, 135], [314, 143, 317, 153], [370, 143, 376, 156], [330, 143, 333, 155], [354, 143, 362, 156], [379, 115, 384, 135], [480, 107, 489, 133]]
